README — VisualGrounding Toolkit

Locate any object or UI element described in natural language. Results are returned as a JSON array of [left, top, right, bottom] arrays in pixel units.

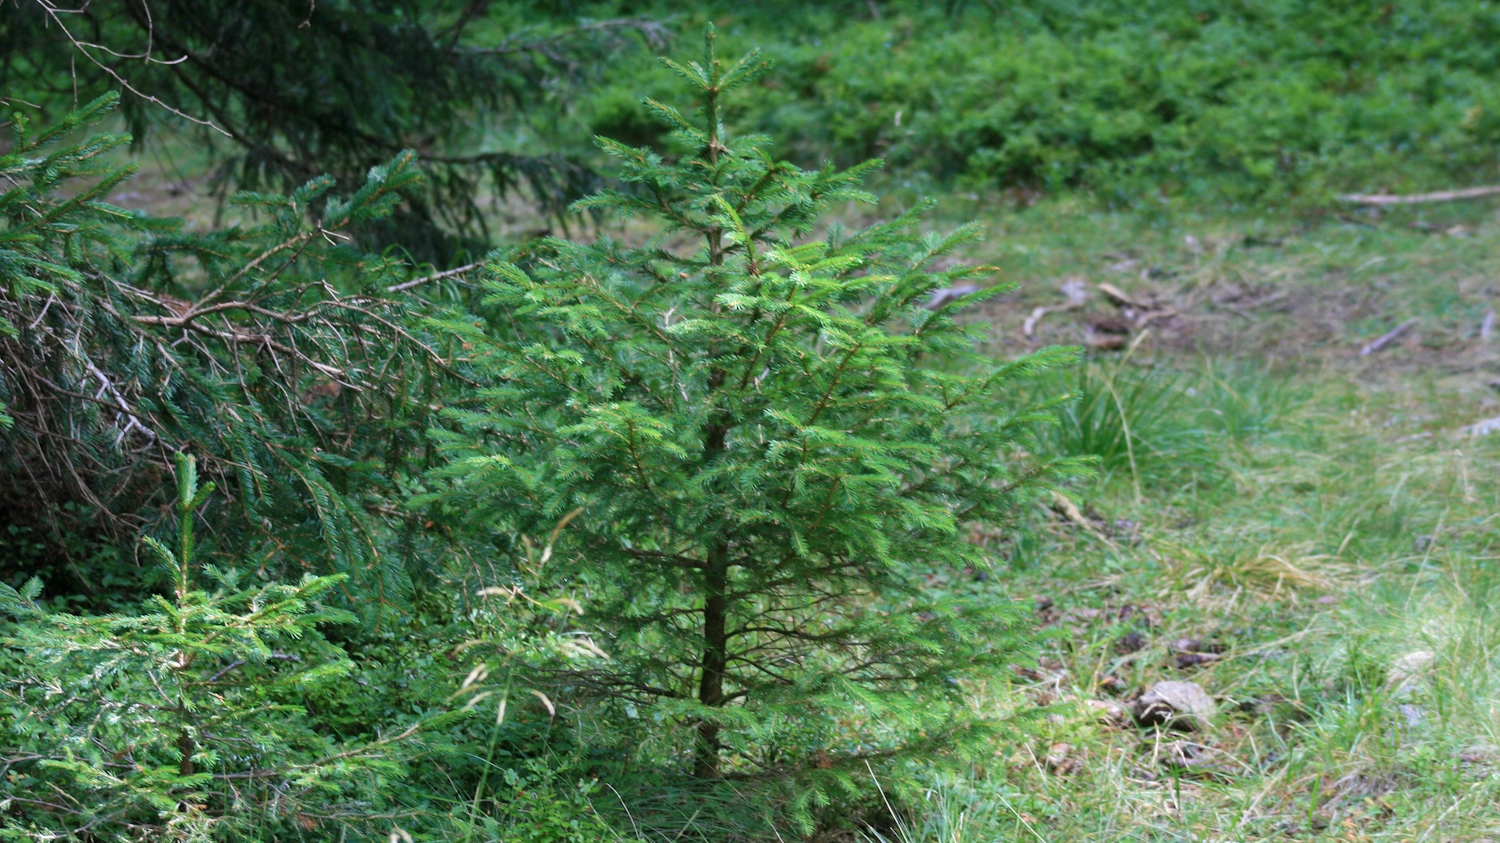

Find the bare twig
[[1359, 318, 1418, 356], [1481, 309, 1495, 341], [465, 18, 672, 62], [1097, 282, 1146, 310], [924, 284, 979, 310], [31, 0, 229, 136], [85, 360, 156, 445], [386, 261, 483, 293], [1338, 185, 1500, 205], [1136, 306, 1178, 329]]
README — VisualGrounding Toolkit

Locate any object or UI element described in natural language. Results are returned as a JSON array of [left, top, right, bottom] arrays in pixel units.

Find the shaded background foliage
[[577, 0, 1500, 205], [11, 1, 1500, 240], [1, 0, 668, 262]]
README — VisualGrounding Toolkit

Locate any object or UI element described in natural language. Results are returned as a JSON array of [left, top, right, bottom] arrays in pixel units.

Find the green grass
[[856, 187, 1500, 841], [871, 368, 1500, 840]]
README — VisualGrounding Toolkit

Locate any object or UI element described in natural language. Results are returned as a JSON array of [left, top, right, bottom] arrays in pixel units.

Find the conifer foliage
[[0, 93, 447, 614], [2, 1, 668, 261], [0, 454, 406, 841], [428, 30, 1079, 794]]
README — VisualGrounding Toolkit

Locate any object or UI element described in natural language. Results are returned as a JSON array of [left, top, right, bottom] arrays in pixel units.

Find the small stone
[[1132, 604, 1163, 627], [1045, 742, 1082, 775], [1388, 650, 1435, 689], [1133, 680, 1215, 730], [1085, 699, 1131, 728], [1159, 740, 1211, 770], [1399, 703, 1426, 728], [1116, 631, 1147, 654], [1170, 637, 1224, 654]]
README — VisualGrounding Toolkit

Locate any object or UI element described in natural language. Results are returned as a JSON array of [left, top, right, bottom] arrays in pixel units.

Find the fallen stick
[[1097, 282, 1146, 310], [1337, 185, 1500, 205], [1022, 306, 1053, 337], [1136, 307, 1178, 329], [1048, 491, 1117, 549], [1482, 310, 1496, 341], [1359, 318, 1418, 356], [1023, 278, 1088, 339], [925, 283, 980, 310]]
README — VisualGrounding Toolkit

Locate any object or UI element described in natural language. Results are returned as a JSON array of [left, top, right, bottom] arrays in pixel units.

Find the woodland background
[[5, 2, 1500, 841]]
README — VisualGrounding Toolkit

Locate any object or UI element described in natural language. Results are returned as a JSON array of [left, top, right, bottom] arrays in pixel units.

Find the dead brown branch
[[386, 262, 483, 293]]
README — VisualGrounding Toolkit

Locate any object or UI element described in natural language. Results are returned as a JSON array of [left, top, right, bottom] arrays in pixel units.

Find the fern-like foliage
[[423, 28, 1087, 824]]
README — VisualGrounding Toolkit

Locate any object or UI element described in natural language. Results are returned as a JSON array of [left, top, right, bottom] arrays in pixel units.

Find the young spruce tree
[[0, 455, 406, 841], [428, 30, 1080, 797]]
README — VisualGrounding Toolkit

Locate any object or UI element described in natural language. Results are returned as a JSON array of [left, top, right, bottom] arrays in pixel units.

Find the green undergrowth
[[562, 0, 1500, 208]]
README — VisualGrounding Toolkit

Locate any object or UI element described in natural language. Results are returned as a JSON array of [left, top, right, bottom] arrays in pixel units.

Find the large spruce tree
[[427, 29, 1080, 797], [1, 1, 667, 261]]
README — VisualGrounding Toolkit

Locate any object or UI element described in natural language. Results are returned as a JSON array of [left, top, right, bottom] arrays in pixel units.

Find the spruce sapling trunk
[[695, 86, 732, 776], [695, 539, 730, 778]]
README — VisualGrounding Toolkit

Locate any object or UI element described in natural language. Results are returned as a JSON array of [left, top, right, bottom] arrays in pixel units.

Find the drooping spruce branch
[[0, 93, 457, 615]]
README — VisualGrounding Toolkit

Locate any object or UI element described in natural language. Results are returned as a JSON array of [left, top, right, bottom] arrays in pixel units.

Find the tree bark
[[178, 729, 196, 777], [694, 544, 729, 778]]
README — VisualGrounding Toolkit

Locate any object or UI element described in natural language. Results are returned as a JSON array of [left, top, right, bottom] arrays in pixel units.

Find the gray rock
[[1387, 650, 1434, 691], [1399, 703, 1427, 728], [1132, 680, 1215, 730]]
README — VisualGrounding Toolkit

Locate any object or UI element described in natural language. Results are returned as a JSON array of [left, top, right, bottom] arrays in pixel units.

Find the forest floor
[[884, 193, 1500, 843], [104, 145, 1500, 840]]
